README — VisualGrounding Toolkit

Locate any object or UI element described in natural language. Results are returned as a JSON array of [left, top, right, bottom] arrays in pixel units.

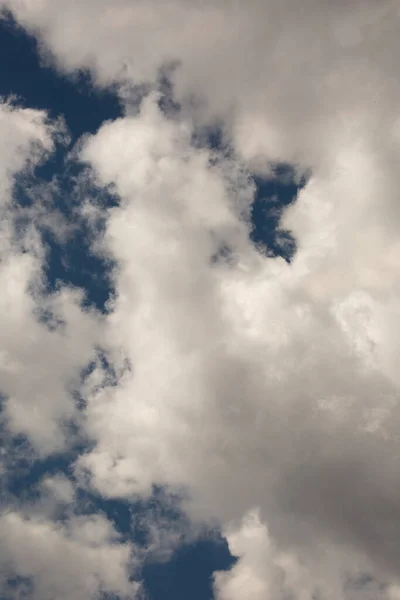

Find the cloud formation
[[0, 510, 136, 600], [2, 1, 400, 598], [75, 91, 400, 596]]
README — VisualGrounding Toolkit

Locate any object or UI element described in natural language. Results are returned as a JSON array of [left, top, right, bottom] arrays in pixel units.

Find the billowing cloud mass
[[1, 0, 400, 599], [0, 510, 135, 600]]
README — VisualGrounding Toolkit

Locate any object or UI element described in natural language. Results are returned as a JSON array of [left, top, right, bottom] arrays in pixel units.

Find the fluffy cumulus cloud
[[2, 0, 400, 599], [214, 512, 400, 600], [0, 472, 139, 598], [0, 510, 136, 600], [75, 93, 400, 597], [214, 510, 336, 600]]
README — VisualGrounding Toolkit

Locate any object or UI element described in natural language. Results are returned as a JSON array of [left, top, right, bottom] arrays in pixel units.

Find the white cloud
[[0, 101, 53, 200], [214, 510, 332, 600], [214, 511, 398, 600], [75, 92, 400, 595], [0, 510, 139, 600]]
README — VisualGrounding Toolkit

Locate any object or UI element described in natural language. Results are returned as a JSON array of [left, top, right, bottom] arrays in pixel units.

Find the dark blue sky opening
[[1, 15, 121, 312], [0, 14, 122, 140], [143, 537, 235, 600], [251, 165, 308, 261]]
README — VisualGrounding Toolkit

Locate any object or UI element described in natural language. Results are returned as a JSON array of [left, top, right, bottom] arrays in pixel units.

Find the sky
[[1, 2, 400, 600]]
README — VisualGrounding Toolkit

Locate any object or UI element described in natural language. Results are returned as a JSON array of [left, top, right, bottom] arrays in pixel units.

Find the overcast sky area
[[1, 1, 400, 599]]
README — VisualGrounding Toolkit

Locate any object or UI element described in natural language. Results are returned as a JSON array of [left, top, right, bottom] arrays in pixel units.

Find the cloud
[[71, 87, 400, 595], [0, 510, 138, 600], [213, 511, 399, 600], [77, 94, 400, 596], [2, 1, 400, 598], [214, 510, 330, 600]]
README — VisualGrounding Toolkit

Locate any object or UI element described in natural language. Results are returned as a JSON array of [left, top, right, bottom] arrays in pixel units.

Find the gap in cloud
[[251, 164, 309, 261], [191, 120, 307, 263], [191, 121, 227, 156], [0, 14, 122, 313], [73, 485, 187, 549], [74, 491, 136, 543], [3, 576, 33, 599], [143, 535, 235, 600], [0, 14, 122, 141], [13, 160, 119, 312], [41, 218, 115, 313], [43, 163, 120, 312], [157, 64, 181, 117], [4, 438, 81, 501]]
